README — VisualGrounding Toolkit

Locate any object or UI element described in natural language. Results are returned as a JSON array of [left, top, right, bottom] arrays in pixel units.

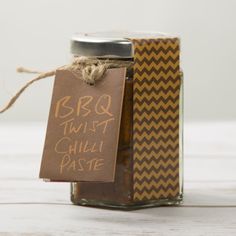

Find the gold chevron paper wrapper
[[131, 37, 181, 201]]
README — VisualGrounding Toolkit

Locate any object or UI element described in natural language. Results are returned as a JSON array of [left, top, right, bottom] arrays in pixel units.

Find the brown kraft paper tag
[[39, 68, 126, 182]]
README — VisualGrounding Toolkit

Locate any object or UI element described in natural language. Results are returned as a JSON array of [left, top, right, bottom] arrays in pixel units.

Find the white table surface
[[0, 122, 236, 236]]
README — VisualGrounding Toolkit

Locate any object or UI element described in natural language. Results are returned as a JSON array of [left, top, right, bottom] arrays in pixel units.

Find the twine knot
[[70, 56, 108, 85]]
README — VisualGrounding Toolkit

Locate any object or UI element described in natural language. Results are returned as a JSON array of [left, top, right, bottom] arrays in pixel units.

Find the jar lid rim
[[70, 31, 172, 58]]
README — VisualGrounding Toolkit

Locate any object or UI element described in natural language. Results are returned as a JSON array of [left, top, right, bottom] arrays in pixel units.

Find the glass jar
[[70, 32, 183, 209]]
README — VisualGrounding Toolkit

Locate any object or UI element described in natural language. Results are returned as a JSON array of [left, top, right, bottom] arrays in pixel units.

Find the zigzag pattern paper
[[131, 38, 181, 201]]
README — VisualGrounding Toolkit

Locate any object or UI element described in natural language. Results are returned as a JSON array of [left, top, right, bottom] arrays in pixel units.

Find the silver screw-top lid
[[70, 31, 167, 58]]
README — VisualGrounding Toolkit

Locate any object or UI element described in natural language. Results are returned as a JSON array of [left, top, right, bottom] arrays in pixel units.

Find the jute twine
[[0, 57, 133, 113]]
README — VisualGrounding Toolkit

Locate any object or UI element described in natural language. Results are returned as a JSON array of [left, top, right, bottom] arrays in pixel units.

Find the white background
[[0, 0, 236, 122]]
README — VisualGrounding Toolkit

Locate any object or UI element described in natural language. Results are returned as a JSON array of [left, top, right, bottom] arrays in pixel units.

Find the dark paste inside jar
[[71, 68, 134, 206]]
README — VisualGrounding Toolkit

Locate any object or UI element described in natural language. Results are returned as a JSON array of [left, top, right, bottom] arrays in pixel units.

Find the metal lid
[[70, 31, 167, 58]]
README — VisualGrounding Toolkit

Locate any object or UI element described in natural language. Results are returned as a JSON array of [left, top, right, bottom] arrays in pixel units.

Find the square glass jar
[[70, 32, 183, 209]]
